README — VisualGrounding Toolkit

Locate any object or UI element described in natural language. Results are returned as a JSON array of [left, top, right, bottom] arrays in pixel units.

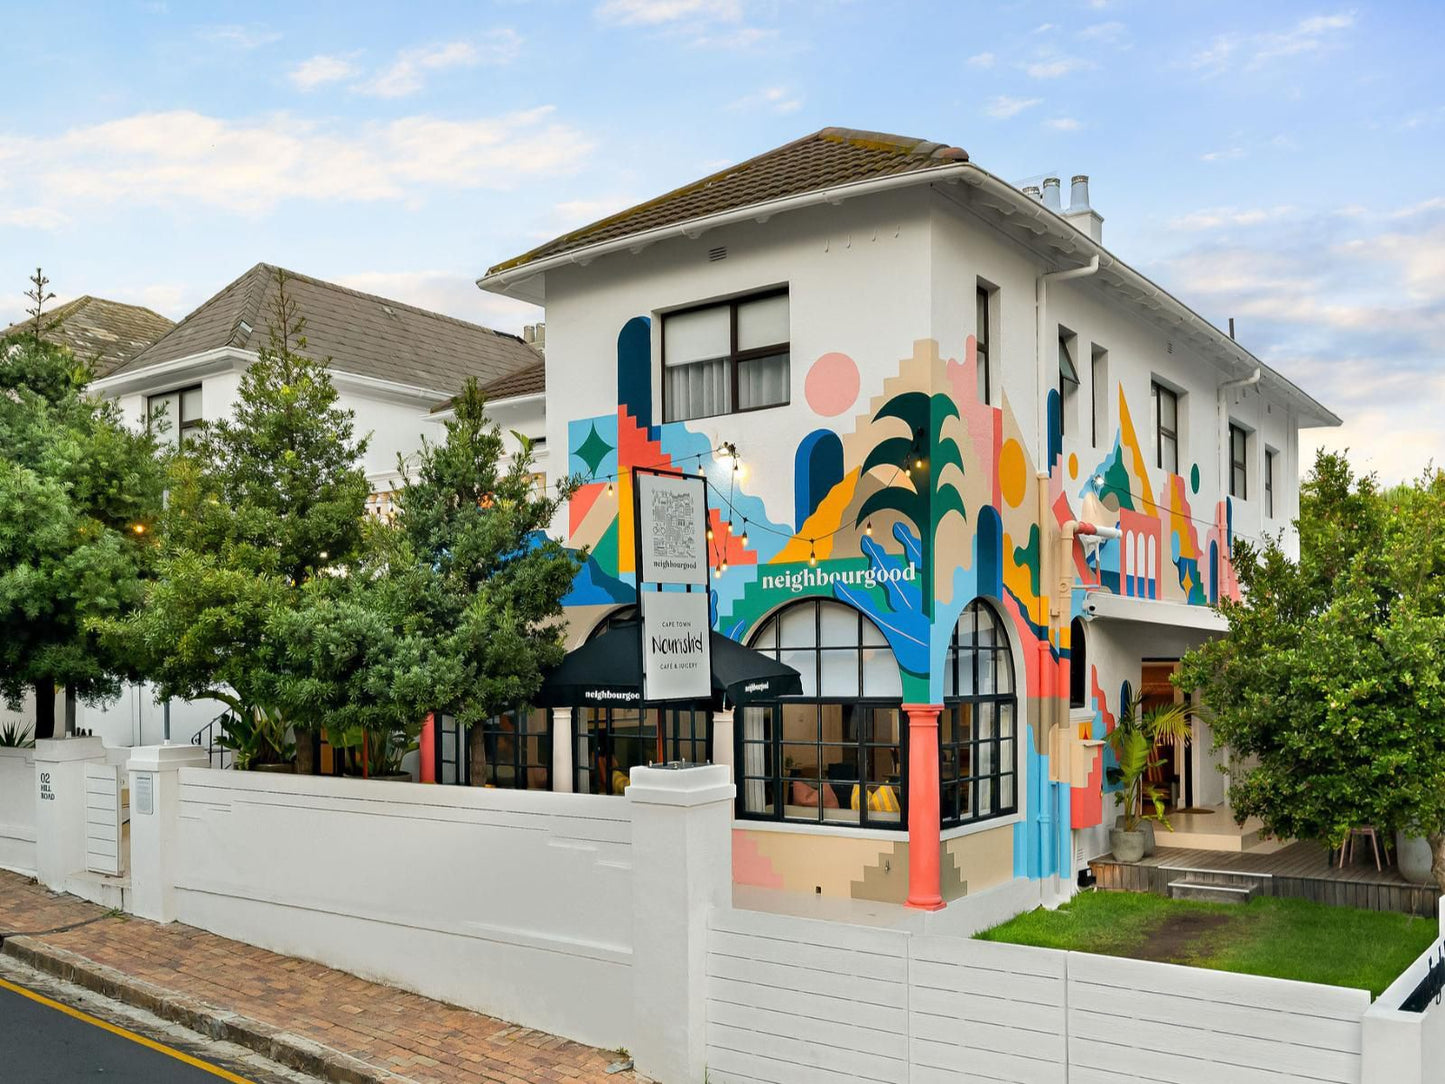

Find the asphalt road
[[0, 976, 259, 1083]]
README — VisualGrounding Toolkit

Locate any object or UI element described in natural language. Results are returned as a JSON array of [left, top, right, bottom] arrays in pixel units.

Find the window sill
[[733, 818, 906, 840], [940, 811, 1023, 842]]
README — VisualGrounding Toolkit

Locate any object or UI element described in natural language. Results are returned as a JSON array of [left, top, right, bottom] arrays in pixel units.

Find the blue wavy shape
[[831, 524, 928, 676]]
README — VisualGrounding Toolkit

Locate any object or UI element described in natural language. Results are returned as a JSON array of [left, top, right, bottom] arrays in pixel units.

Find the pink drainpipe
[[419, 713, 437, 783]]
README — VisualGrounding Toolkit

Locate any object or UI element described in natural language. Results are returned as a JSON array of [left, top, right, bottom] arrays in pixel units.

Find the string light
[[808, 540, 817, 566], [606, 480, 614, 497], [706, 525, 714, 541], [740, 520, 749, 547], [865, 519, 873, 536], [713, 566, 721, 579], [131, 523, 146, 535], [720, 558, 728, 572]]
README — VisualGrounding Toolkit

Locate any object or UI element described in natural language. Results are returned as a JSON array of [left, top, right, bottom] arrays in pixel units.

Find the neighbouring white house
[[82, 262, 544, 749], [474, 125, 1340, 912]]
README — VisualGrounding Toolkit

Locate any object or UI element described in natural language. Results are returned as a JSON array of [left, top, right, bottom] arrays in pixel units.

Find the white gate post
[[126, 745, 210, 922], [627, 763, 734, 1084], [31, 737, 107, 892]]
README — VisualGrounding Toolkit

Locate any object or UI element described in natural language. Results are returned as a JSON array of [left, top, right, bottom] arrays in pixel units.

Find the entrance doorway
[[1140, 660, 1191, 811]]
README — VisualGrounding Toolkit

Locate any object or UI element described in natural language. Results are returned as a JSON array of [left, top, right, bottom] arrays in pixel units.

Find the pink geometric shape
[[805, 352, 860, 417], [732, 830, 785, 889]]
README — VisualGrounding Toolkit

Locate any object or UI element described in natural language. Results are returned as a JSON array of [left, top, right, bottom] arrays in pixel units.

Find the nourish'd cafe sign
[[635, 468, 713, 703]]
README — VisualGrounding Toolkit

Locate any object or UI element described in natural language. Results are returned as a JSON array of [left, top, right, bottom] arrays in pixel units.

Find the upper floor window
[[1090, 346, 1109, 449], [662, 291, 789, 422], [1230, 424, 1249, 499], [1151, 382, 1179, 475], [147, 386, 202, 449], [976, 283, 994, 406], [1265, 448, 1277, 518], [1058, 329, 1080, 436]]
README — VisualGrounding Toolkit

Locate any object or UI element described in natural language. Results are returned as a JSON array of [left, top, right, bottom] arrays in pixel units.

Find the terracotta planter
[[1111, 827, 1146, 863], [1396, 832, 1434, 886]]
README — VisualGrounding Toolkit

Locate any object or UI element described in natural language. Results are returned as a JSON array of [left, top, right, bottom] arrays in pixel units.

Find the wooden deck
[[1089, 841, 1440, 917]]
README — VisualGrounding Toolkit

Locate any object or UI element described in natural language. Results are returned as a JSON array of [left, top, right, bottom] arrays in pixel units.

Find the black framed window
[[662, 290, 789, 422], [1151, 382, 1179, 475], [976, 284, 992, 405], [1090, 346, 1108, 448], [739, 600, 905, 829], [1230, 424, 1249, 499], [146, 385, 203, 448], [1265, 449, 1276, 518], [941, 600, 1018, 827], [1058, 330, 1080, 436], [479, 708, 551, 789]]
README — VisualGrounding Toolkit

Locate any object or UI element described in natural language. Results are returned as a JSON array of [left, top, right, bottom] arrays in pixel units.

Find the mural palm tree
[[854, 391, 967, 618]]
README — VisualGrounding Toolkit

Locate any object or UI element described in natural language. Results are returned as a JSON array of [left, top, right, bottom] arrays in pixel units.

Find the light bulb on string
[[865, 519, 873, 537], [720, 558, 728, 573], [808, 540, 817, 567], [706, 525, 714, 541], [740, 520, 749, 547]]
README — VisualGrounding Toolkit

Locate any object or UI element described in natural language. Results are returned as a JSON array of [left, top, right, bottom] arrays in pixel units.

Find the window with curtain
[[1230, 424, 1249, 499], [1152, 382, 1179, 475], [941, 600, 1019, 827], [1058, 330, 1080, 436], [663, 291, 789, 422], [739, 600, 904, 829]]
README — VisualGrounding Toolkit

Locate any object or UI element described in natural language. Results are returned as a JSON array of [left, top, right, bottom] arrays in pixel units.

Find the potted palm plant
[[1106, 694, 1190, 862]]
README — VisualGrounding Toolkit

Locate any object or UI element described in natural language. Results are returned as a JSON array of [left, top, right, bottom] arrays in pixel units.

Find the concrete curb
[[1, 936, 412, 1084]]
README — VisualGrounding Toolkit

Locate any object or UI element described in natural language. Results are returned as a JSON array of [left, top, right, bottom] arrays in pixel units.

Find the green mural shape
[[576, 423, 613, 477], [1101, 453, 1136, 511], [854, 391, 966, 618], [1013, 524, 1041, 598]]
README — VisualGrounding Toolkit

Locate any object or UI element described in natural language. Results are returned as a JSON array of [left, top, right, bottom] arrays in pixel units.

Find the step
[[1158, 866, 1271, 892], [1168, 879, 1260, 904]]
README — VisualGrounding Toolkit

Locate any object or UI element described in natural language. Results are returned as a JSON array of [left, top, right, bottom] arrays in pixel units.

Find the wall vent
[[707, 245, 728, 262]]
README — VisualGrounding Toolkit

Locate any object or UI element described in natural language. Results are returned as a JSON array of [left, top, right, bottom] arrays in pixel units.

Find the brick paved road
[[0, 872, 634, 1084]]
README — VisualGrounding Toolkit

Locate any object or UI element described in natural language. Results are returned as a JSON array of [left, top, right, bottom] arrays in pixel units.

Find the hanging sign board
[[641, 590, 713, 702], [636, 470, 709, 586]]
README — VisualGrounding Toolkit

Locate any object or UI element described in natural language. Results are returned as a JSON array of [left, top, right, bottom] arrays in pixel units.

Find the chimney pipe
[[1042, 176, 1062, 212], [1228, 317, 1235, 340], [1069, 174, 1090, 212], [1022, 184, 1042, 201]]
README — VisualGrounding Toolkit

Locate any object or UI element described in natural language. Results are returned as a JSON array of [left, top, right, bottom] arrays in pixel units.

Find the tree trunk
[[1430, 834, 1445, 897], [33, 680, 55, 740], [294, 731, 316, 775], [468, 724, 488, 786]]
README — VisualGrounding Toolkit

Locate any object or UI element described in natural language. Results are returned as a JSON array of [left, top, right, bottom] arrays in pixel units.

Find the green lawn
[[977, 891, 1437, 997]]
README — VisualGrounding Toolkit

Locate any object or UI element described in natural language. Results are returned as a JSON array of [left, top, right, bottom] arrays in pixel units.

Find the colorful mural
[[557, 315, 1239, 895]]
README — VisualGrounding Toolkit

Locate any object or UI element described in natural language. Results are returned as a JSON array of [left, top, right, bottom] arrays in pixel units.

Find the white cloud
[[727, 85, 801, 114], [966, 52, 995, 69], [595, 0, 740, 25], [288, 54, 360, 91], [357, 34, 520, 98], [1025, 56, 1091, 79], [1080, 21, 1129, 46], [1190, 11, 1355, 74], [1200, 146, 1246, 162], [0, 107, 592, 218], [985, 95, 1042, 120], [1045, 117, 1082, 131], [0, 206, 71, 230], [1168, 205, 1297, 230], [198, 24, 281, 49]]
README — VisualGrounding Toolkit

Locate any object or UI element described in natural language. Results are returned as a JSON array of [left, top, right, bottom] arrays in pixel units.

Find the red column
[[905, 703, 945, 911], [419, 713, 437, 784]]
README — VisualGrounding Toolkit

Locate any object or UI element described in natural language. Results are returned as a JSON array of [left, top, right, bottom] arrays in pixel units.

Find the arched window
[[941, 599, 1018, 826], [1069, 616, 1088, 709], [740, 599, 905, 829], [574, 606, 710, 795]]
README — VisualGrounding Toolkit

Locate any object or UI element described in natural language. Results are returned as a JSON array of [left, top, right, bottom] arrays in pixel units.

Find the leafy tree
[[103, 271, 370, 764], [1179, 451, 1445, 890], [0, 333, 163, 737], [397, 379, 580, 781]]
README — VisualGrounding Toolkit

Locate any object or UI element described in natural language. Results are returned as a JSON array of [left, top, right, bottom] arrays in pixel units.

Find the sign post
[[633, 467, 713, 763]]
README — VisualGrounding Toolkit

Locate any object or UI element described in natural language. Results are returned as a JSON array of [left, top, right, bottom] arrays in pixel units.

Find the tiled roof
[[479, 358, 544, 401], [2, 297, 175, 377], [486, 127, 967, 276], [109, 264, 539, 395]]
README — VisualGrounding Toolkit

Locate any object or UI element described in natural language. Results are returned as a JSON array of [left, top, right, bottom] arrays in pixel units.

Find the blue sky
[[2, 1, 1441, 481]]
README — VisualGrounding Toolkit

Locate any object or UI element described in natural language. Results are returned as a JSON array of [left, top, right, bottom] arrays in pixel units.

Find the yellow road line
[[0, 974, 254, 1083]]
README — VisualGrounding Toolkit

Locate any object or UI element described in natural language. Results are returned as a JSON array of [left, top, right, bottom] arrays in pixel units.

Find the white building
[[476, 126, 1339, 909]]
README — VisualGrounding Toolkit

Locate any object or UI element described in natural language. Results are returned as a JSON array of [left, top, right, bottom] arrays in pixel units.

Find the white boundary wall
[[1361, 910, 1445, 1084], [0, 747, 37, 876], [707, 904, 1374, 1084], [170, 768, 636, 1049]]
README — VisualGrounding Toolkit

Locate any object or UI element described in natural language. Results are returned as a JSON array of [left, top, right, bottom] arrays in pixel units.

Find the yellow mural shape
[[1116, 389, 1158, 517], [773, 468, 862, 564], [1000, 438, 1027, 509]]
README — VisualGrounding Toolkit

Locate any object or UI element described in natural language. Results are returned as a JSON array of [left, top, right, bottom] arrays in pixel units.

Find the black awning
[[535, 621, 802, 710]]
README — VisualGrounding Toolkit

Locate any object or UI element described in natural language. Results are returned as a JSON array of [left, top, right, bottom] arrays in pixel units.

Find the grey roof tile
[[2, 297, 175, 377], [109, 263, 538, 395]]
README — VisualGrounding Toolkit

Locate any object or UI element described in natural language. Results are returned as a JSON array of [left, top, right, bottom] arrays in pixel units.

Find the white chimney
[[1022, 184, 1042, 202], [1063, 174, 1104, 243], [1042, 176, 1062, 211]]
